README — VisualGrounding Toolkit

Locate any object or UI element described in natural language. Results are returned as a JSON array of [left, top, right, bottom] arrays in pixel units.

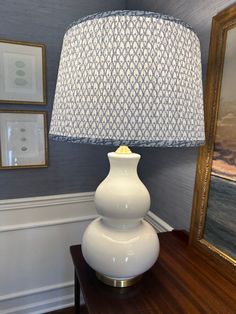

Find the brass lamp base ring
[[96, 272, 142, 288]]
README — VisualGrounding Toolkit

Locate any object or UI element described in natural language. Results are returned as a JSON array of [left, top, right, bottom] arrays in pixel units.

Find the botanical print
[[3, 52, 36, 93], [0, 112, 47, 168], [0, 41, 45, 103]]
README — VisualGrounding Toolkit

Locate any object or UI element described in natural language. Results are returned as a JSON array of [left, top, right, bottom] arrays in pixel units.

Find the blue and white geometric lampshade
[[50, 10, 205, 147]]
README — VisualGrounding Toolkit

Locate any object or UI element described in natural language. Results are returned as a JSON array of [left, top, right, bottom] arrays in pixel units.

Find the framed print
[[0, 110, 48, 169], [189, 4, 236, 285], [0, 39, 46, 104]]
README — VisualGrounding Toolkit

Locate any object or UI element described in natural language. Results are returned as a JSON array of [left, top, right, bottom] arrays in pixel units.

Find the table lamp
[[50, 11, 205, 287]]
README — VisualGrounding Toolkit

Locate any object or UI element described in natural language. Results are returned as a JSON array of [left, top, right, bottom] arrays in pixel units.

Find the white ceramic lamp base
[[82, 148, 160, 287]]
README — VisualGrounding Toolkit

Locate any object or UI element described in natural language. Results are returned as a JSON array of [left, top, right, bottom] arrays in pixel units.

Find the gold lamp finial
[[115, 146, 132, 154]]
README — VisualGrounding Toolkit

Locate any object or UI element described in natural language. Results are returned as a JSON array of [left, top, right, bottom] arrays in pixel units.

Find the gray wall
[[127, 0, 236, 229], [1, 0, 235, 230], [0, 0, 125, 198]]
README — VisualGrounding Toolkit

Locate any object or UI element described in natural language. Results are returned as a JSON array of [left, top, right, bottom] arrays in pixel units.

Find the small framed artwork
[[0, 39, 46, 104], [0, 110, 48, 169]]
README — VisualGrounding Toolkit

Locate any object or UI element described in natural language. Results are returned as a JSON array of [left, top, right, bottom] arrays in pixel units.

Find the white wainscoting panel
[[0, 192, 96, 314], [0, 192, 171, 314]]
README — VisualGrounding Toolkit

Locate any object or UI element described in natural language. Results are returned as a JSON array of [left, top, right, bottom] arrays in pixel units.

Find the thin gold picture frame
[[0, 110, 48, 169], [189, 4, 236, 285], [0, 39, 47, 105]]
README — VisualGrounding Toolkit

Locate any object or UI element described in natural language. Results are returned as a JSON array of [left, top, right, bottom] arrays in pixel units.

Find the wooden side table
[[70, 231, 236, 314]]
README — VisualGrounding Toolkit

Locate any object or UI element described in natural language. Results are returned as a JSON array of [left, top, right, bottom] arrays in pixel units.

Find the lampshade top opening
[[68, 10, 194, 33]]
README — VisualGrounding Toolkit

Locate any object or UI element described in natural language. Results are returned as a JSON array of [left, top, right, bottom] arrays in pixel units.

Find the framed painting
[[0, 110, 48, 169], [0, 39, 46, 104], [189, 4, 236, 284]]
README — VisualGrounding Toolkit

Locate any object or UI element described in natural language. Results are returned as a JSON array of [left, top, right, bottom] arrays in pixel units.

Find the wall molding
[[0, 192, 97, 233], [145, 211, 173, 232], [0, 192, 95, 211], [0, 215, 98, 232]]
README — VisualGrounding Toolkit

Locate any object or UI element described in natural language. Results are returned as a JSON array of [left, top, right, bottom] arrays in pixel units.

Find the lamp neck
[[107, 150, 140, 177]]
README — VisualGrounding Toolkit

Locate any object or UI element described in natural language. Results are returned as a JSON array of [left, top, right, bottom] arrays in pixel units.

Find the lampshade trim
[[68, 10, 194, 34], [49, 134, 205, 148]]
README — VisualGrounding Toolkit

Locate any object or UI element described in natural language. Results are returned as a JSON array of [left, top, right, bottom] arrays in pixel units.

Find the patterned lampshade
[[50, 10, 205, 147]]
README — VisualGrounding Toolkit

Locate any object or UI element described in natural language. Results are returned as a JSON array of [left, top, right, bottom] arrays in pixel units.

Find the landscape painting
[[204, 27, 236, 259]]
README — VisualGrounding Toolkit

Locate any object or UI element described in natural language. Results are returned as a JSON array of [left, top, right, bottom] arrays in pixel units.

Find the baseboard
[[0, 281, 85, 314], [145, 211, 173, 232], [0, 281, 73, 302], [0, 284, 77, 314]]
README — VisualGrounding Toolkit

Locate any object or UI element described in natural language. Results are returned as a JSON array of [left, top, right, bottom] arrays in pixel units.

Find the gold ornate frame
[[0, 110, 48, 169], [0, 39, 47, 105], [189, 4, 236, 284]]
